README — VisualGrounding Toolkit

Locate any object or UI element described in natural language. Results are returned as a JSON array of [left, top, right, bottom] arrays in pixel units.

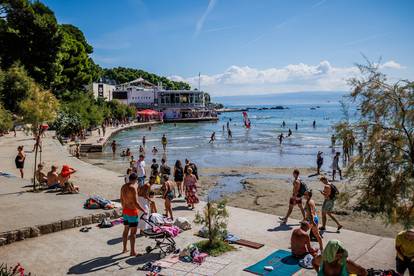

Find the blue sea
[[95, 99, 355, 170]]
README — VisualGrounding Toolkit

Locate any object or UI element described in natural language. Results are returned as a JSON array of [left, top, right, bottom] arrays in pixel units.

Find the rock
[[82, 215, 93, 225], [7, 231, 18, 243], [30, 227, 41, 238], [38, 224, 53, 235], [52, 221, 62, 232], [74, 217, 82, 227], [61, 219, 75, 230], [18, 228, 31, 240], [0, 238, 7, 246]]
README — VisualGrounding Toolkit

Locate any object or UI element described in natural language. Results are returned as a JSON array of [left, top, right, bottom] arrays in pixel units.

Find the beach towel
[[244, 249, 301, 276]]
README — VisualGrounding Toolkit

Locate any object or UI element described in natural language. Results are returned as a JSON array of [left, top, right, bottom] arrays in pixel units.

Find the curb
[[0, 208, 123, 246]]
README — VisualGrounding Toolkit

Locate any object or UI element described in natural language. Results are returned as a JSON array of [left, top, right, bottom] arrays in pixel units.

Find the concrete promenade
[[0, 130, 398, 275]]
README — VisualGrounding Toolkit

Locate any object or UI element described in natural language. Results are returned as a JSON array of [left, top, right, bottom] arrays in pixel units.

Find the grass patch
[[195, 240, 236, 257]]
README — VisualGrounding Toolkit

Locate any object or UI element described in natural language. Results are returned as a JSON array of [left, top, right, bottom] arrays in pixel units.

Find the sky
[[43, 0, 414, 96]]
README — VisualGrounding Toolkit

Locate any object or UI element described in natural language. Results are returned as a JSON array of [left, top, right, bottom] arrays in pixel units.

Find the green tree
[[52, 109, 83, 138], [0, 63, 33, 113], [0, 0, 61, 87], [102, 67, 191, 90], [19, 83, 59, 131], [52, 24, 98, 93], [0, 103, 13, 133], [336, 61, 414, 228]]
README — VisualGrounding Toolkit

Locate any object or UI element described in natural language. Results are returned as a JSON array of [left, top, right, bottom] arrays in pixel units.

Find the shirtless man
[[47, 165, 61, 189], [291, 221, 317, 258], [137, 176, 153, 233], [279, 169, 306, 223], [319, 176, 342, 232], [120, 173, 146, 256]]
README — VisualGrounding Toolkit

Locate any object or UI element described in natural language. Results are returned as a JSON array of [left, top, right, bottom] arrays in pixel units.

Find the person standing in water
[[209, 132, 216, 143], [227, 128, 232, 139], [111, 140, 117, 155], [313, 120, 316, 128], [295, 123, 298, 130], [278, 133, 284, 145], [331, 134, 336, 148], [142, 136, 146, 148], [288, 128, 292, 137], [282, 121, 286, 128], [161, 134, 167, 151]]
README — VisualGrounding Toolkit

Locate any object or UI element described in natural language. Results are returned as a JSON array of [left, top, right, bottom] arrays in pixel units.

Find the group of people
[[120, 154, 201, 256], [35, 162, 79, 193], [280, 170, 343, 251]]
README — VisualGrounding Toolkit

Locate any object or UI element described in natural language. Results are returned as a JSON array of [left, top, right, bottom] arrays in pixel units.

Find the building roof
[[122, 77, 155, 87]]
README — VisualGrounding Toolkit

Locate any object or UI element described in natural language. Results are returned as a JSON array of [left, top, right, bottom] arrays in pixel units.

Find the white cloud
[[169, 60, 405, 96], [380, 60, 404, 70], [195, 0, 218, 37]]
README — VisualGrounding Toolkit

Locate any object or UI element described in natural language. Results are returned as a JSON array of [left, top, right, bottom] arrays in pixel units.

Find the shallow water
[[86, 103, 354, 170]]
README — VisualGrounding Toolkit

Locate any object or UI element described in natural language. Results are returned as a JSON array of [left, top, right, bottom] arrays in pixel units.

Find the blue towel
[[244, 249, 301, 275]]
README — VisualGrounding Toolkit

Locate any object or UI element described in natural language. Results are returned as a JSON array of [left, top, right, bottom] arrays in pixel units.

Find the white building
[[92, 82, 116, 101]]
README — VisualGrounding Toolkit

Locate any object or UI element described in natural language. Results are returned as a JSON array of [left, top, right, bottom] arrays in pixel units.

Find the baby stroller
[[140, 214, 177, 258]]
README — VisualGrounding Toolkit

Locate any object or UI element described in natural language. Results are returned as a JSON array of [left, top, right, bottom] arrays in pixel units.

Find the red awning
[[136, 109, 159, 116]]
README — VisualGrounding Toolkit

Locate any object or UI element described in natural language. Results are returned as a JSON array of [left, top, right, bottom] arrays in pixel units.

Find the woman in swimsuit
[[174, 160, 184, 198], [304, 190, 323, 251], [15, 146, 25, 178], [162, 175, 174, 220]]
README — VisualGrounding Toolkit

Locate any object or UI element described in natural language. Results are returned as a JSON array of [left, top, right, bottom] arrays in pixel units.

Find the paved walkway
[[0, 204, 395, 275]]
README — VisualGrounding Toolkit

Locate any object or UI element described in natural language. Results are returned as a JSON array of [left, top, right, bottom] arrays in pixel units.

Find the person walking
[[15, 146, 25, 178], [316, 151, 323, 175], [332, 152, 342, 181], [120, 173, 146, 256], [162, 175, 174, 220], [319, 176, 343, 232], [304, 190, 323, 251], [174, 160, 184, 198], [134, 154, 146, 187], [160, 158, 171, 185], [184, 168, 199, 209], [209, 132, 216, 143], [279, 169, 306, 224]]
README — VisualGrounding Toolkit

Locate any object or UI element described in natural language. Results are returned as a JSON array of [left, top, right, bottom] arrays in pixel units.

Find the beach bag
[[193, 253, 208, 264], [298, 180, 308, 197], [329, 183, 339, 199], [299, 254, 314, 269], [174, 217, 192, 231]]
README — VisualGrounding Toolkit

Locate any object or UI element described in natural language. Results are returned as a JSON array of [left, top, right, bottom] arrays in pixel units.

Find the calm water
[[87, 103, 353, 170]]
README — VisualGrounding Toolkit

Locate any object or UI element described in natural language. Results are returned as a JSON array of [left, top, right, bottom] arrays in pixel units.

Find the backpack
[[297, 180, 308, 197], [329, 183, 339, 199]]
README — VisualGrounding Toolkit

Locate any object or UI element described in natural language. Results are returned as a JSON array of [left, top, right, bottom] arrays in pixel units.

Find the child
[[124, 168, 132, 183]]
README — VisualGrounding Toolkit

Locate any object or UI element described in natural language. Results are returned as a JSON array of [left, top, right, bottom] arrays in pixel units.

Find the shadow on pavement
[[125, 253, 160, 266], [172, 205, 192, 211], [67, 253, 129, 274], [267, 223, 299, 232]]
